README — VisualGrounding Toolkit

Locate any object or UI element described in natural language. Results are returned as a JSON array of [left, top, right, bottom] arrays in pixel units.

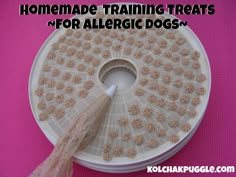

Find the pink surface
[[0, 0, 235, 177]]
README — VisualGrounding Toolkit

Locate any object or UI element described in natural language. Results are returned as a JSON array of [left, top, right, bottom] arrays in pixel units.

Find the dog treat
[[134, 51, 143, 59], [108, 130, 118, 139], [65, 86, 74, 94], [162, 74, 171, 84], [66, 47, 76, 56], [180, 48, 190, 56], [139, 78, 148, 86], [148, 81, 158, 90], [163, 63, 173, 71], [174, 66, 184, 75], [167, 101, 177, 111], [91, 59, 100, 67], [62, 72, 72, 81], [112, 44, 122, 51], [47, 79, 55, 88], [55, 94, 64, 104], [140, 66, 150, 75], [147, 139, 158, 148], [39, 112, 48, 121], [196, 87, 206, 95], [148, 95, 157, 103], [191, 50, 200, 60], [184, 70, 194, 80], [192, 61, 200, 70], [152, 59, 162, 67], [181, 58, 190, 66], [135, 88, 144, 96], [177, 106, 186, 116], [184, 83, 195, 94], [84, 55, 93, 64], [157, 85, 168, 95], [103, 144, 112, 153], [64, 98, 76, 108], [46, 105, 56, 114], [77, 64, 86, 71], [173, 79, 183, 88], [169, 91, 179, 100], [180, 123, 191, 132], [191, 96, 201, 106], [43, 64, 51, 72], [135, 40, 144, 48], [128, 105, 140, 115], [118, 117, 129, 127], [103, 153, 112, 161], [150, 70, 160, 79], [122, 132, 131, 142], [156, 28, 165, 35], [143, 55, 153, 64], [169, 134, 180, 143], [72, 75, 81, 84], [139, 29, 147, 37], [159, 39, 167, 48], [84, 80, 94, 90], [188, 108, 197, 118], [124, 47, 132, 55], [144, 43, 153, 50], [78, 89, 88, 98], [196, 73, 206, 82], [87, 67, 95, 76], [59, 45, 67, 52], [53, 108, 65, 119], [112, 146, 123, 156], [83, 42, 92, 50], [157, 128, 167, 137], [133, 135, 144, 145], [46, 93, 54, 101], [126, 148, 137, 158], [156, 113, 166, 122], [38, 101, 46, 110], [168, 119, 179, 128], [163, 51, 172, 58], [84, 55, 93, 63], [110, 30, 118, 38], [131, 119, 143, 129], [38, 76, 47, 85], [145, 122, 156, 132], [35, 88, 44, 97], [52, 42, 59, 50], [156, 97, 166, 107], [143, 108, 153, 118], [176, 36, 186, 45], [47, 51, 56, 59], [55, 82, 65, 90], [83, 33, 92, 40], [166, 32, 175, 39], [76, 50, 85, 59], [180, 95, 190, 104], [56, 57, 64, 65], [102, 50, 111, 59], [170, 43, 179, 52]]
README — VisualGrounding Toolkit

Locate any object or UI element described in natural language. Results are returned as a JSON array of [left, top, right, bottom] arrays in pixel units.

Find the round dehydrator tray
[[29, 5, 211, 173]]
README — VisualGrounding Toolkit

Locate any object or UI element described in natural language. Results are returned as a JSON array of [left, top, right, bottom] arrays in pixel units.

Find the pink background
[[0, 0, 235, 176]]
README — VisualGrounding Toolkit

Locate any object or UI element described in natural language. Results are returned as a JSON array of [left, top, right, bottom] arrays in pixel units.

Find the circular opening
[[98, 59, 137, 92]]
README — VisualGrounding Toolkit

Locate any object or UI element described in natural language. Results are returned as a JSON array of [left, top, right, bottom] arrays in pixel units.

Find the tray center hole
[[99, 59, 137, 92]]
